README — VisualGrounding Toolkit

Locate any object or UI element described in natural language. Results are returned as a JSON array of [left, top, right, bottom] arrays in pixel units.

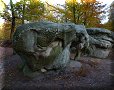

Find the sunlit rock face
[[13, 21, 89, 72], [86, 28, 114, 58]]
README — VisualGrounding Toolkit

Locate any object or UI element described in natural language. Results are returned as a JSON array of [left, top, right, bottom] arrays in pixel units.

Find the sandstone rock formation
[[86, 28, 114, 58], [12, 21, 114, 75], [13, 21, 89, 74]]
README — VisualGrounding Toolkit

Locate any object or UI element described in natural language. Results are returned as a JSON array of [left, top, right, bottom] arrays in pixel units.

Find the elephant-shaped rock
[[13, 21, 89, 72]]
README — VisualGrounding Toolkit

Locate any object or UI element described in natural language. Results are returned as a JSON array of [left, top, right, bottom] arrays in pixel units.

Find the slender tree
[[22, 0, 25, 24], [48, 0, 106, 27], [15, 0, 45, 23], [10, 0, 15, 39], [110, 1, 114, 31]]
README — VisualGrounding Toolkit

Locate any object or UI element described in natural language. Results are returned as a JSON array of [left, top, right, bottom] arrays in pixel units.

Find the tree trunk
[[65, 2, 68, 23], [72, 1, 76, 24], [83, 12, 87, 26], [10, 0, 15, 39], [22, 0, 25, 24], [10, 16, 15, 39]]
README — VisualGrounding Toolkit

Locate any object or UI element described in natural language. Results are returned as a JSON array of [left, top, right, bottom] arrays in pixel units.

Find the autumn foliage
[[0, 0, 112, 40]]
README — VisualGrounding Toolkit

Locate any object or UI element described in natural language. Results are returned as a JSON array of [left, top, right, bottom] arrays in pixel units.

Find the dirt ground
[[0, 47, 114, 90]]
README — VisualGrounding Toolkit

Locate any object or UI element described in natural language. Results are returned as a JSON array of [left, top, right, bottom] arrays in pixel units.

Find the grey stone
[[86, 28, 114, 58], [41, 68, 47, 73], [12, 21, 114, 75], [89, 36, 113, 49], [86, 28, 114, 39], [68, 60, 82, 72], [13, 21, 89, 73], [89, 47, 110, 59]]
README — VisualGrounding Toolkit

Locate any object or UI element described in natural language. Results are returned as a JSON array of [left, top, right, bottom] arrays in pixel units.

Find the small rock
[[41, 68, 47, 73], [89, 48, 110, 59], [68, 60, 82, 72], [70, 53, 76, 60]]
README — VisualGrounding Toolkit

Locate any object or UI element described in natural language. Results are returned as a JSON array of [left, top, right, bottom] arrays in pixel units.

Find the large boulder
[[13, 21, 89, 74], [86, 28, 114, 58]]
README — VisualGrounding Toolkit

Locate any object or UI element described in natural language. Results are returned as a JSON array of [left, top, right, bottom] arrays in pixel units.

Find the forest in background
[[0, 0, 113, 41]]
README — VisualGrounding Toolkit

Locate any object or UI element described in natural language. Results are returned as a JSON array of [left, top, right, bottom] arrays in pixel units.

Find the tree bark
[[22, 0, 25, 24], [72, 0, 76, 24], [10, 0, 15, 39]]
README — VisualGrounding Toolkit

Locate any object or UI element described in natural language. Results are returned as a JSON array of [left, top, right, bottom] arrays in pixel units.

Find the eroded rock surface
[[12, 21, 114, 76], [87, 28, 114, 58], [13, 21, 89, 74]]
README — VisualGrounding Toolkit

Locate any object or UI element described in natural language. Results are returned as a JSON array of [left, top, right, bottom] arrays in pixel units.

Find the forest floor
[[0, 47, 114, 90]]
